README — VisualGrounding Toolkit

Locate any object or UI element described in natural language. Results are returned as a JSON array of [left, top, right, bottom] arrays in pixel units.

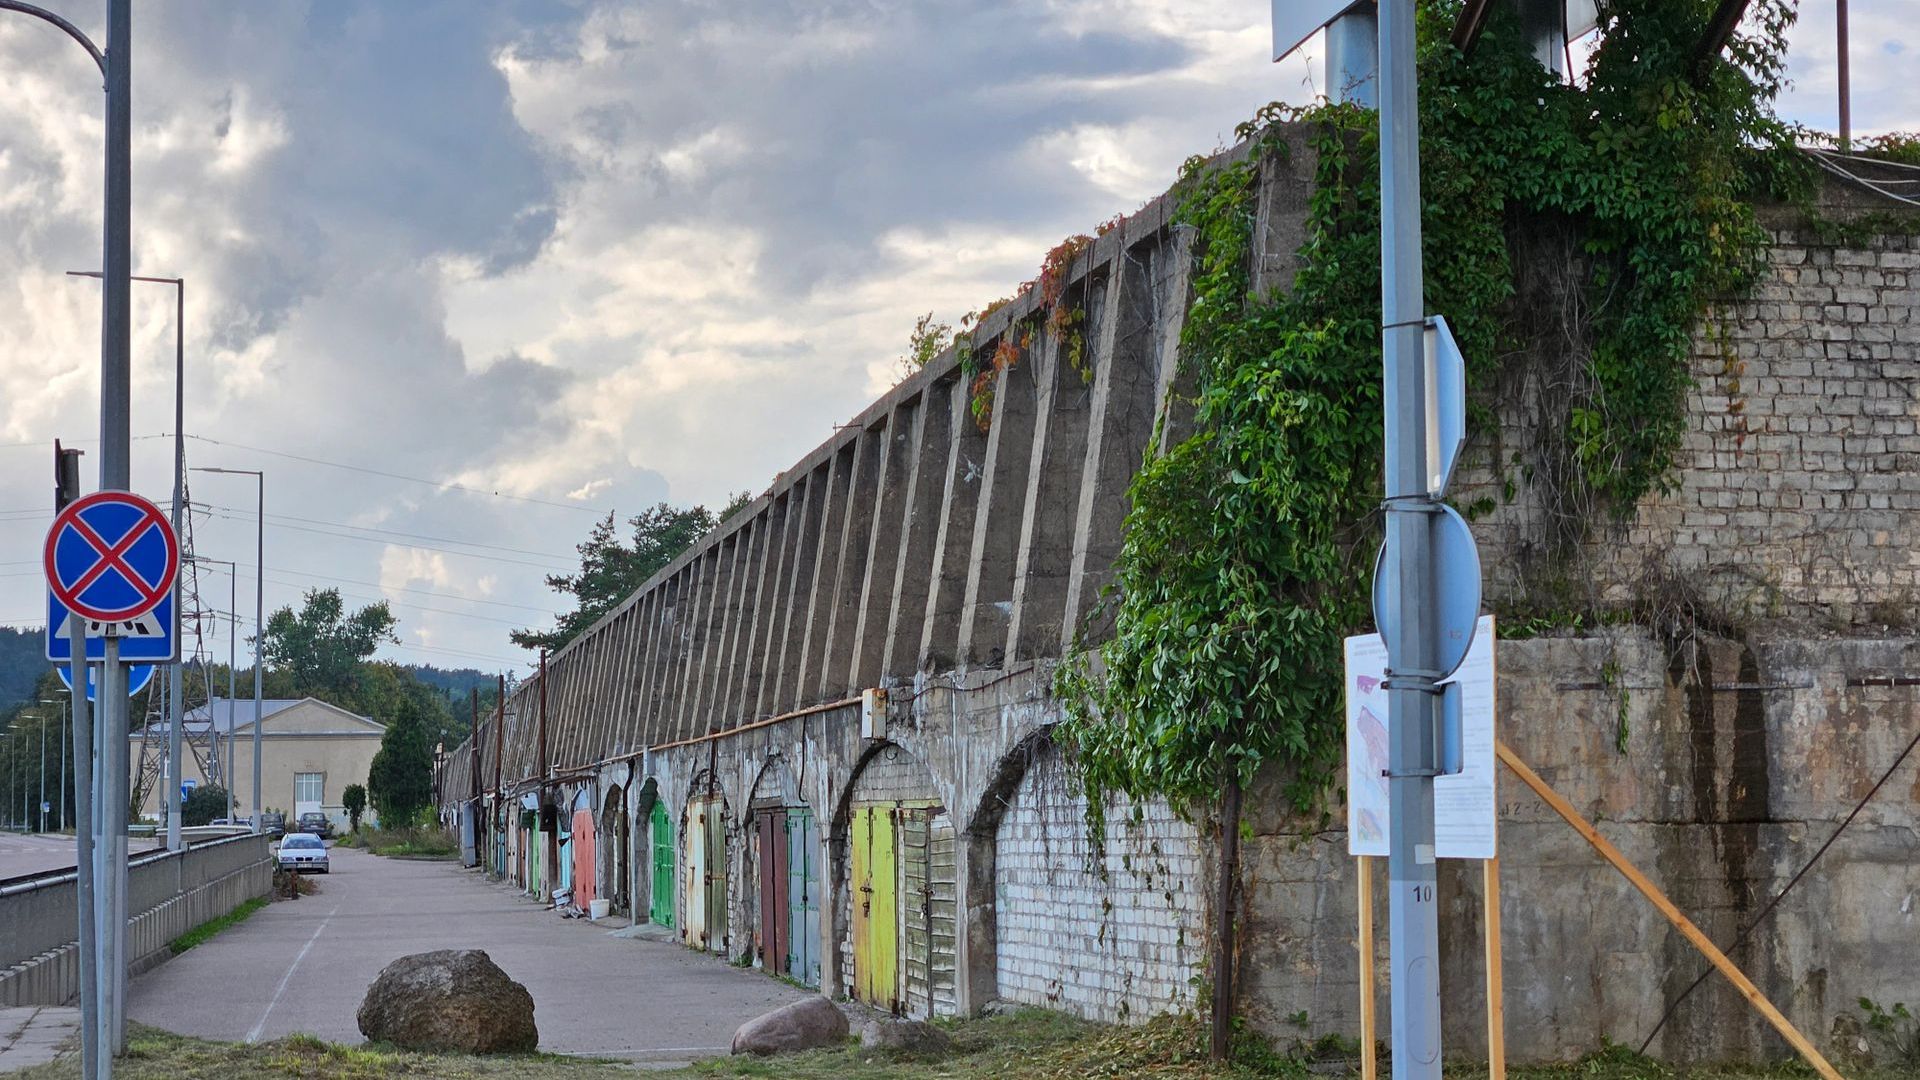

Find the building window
[[295, 772, 324, 805]]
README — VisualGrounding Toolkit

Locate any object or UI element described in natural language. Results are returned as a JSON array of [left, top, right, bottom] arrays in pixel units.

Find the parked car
[[258, 812, 287, 838], [275, 832, 329, 874], [296, 812, 334, 839]]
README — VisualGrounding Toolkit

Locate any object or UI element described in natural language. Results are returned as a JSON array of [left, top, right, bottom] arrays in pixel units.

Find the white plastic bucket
[[589, 898, 611, 920]]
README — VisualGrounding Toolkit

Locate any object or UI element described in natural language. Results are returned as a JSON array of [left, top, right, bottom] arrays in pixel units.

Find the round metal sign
[[43, 490, 179, 624], [1371, 503, 1482, 680]]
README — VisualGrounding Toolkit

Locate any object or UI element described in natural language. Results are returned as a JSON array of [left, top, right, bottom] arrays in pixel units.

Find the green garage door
[[650, 801, 673, 927]]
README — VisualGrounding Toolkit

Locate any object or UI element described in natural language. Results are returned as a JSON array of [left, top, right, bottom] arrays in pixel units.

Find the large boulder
[[859, 1018, 955, 1057], [730, 995, 849, 1056], [356, 949, 537, 1054]]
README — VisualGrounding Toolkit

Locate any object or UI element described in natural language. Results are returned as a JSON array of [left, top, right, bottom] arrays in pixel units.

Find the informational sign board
[[43, 490, 178, 662], [1345, 614, 1497, 859], [55, 660, 155, 700]]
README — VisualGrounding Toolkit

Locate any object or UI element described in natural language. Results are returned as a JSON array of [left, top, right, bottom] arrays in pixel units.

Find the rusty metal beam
[[1452, 0, 1499, 54], [1694, 0, 1752, 73]]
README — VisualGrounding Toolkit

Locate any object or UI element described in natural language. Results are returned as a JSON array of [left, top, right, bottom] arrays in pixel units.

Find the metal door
[[756, 809, 788, 971], [684, 803, 707, 947], [571, 809, 596, 907], [649, 801, 673, 927], [703, 797, 727, 954], [787, 808, 820, 988], [851, 805, 899, 1011], [870, 807, 898, 1011]]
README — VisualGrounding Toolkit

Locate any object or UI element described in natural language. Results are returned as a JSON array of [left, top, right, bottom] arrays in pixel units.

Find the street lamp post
[[189, 557, 239, 809], [0, 3, 133, 1068], [191, 469, 262, 833], [69, 271, 185, 851]]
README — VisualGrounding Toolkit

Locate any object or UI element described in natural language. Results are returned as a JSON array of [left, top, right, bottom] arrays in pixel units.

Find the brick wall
[[1465, 214, 1920, 628], [992, 741, 1203, 1022]]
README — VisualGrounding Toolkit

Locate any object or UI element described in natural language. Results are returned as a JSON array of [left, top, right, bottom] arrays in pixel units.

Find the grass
[[12, 1026, 630, 1080], [13, 1012, 1920, 1080], [166, 896, 267, 956], [342, 825, 459, 859]]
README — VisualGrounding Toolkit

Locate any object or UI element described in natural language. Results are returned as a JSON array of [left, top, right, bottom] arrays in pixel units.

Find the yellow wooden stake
[[1495, 741, 1845, 1080], [1357, 854, 1377, 1080], [1484, 856, 1506, 1080]]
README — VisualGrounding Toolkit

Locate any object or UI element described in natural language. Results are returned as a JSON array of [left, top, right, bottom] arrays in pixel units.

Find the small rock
[[979, 999, 1020, 1017], [730, 995, 849, 1056], [356, 949, 537, 1054], [859, 1018, 955, 1057]]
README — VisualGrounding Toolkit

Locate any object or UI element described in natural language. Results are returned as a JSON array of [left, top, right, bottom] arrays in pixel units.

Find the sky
[[0, 1, 1909, 684]]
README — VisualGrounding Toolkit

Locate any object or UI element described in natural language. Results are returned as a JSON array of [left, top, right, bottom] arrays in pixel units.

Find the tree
[[366, 693, 435, 827], [182, 784, 230, 827], [512, 500, 743, 652], [341, 784, 367, 832], [262, 589, 398, 701]]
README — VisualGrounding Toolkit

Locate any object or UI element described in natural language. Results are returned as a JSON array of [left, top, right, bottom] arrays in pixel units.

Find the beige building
[[130, 697, 386, 831]]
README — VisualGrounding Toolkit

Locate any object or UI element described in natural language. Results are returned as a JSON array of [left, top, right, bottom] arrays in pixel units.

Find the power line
[[191, 500, 576, 562], [190, 564, 532, 629], [194, 559, 565, 616], [383, 640, 530, 667], [192, 506, 574, 572], [181, 433, 606, 515]]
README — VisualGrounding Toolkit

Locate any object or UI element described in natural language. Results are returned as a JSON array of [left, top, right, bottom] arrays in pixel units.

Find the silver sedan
[[275, 832, 329, 874]]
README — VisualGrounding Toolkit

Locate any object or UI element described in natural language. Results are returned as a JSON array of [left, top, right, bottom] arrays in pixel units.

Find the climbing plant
[[1056, 0, 1804, 816]]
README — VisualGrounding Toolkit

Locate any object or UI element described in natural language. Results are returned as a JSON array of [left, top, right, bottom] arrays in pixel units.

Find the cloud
[[0, 0, 1905, 675]]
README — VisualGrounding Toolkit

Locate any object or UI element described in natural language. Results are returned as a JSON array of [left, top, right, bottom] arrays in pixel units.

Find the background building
[[131, 697, 385, 831]]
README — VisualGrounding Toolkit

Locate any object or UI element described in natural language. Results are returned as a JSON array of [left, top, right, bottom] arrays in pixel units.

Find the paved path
[[128, 846, 812, 1064], [0, 833, 163, 882], [0, 1007, 78, 1073]]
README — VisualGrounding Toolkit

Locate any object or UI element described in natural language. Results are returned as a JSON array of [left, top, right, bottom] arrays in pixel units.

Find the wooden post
[[1484, 856, 1505, 1080], [1357, 855, 1377, 1080], [1209, 772, 1243, 1062], [1495, 741, 1844, 1080]]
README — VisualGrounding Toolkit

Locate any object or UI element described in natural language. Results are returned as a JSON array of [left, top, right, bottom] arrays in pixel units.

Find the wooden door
[[787, 808, 820, 987], [649, 801, 673, 927]]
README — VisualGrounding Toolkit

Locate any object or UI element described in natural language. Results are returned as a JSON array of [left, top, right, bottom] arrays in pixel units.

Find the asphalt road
[[127, 845, 813, 1064], [0, 832, 163, 882]]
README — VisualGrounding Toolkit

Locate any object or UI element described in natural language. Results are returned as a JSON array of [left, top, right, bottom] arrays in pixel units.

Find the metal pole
[[101, 638, 129, 1056], [99, 0, 131, 1065], [1837, 0, 1852, 152], [166, 280, 184, 851], [253, 472, 264, 833], [1378, 1, 1442, 1075], [60, 697, 68, 832], [39, 713, 46, 832], [69, 618, 100, 1080], [228, 581, 236, 815]]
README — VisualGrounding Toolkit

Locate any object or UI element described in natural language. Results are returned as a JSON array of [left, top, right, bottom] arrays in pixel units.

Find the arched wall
[[984, 735, 1203, 1022]]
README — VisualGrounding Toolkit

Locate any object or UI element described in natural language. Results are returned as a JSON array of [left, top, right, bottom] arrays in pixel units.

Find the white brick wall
[[992, 743, 1203, 1022]]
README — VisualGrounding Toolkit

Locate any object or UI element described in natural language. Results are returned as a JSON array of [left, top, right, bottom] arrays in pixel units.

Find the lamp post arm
[[0, 0, 105, 77]]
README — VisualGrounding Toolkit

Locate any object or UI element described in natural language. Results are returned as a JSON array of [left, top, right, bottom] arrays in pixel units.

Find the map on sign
[[43, 490, 179, 663], [1345, 615, 1497, 859]]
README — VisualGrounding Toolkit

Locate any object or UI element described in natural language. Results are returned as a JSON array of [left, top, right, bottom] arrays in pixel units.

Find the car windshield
[[282, 835, 321, 849]]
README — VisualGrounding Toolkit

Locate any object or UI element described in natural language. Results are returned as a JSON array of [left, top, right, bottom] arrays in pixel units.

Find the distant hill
[[0, 626, 47, 712], [403, 664, 497, 697]]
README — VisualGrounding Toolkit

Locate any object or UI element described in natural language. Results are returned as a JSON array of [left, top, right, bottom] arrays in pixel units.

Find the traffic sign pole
[[67, 618, 99, 1080], [1379, 0, 1444, 1074]]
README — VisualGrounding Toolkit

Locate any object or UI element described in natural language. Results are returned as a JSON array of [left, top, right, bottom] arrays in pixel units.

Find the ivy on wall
[[1056, 0, 1805, 816]]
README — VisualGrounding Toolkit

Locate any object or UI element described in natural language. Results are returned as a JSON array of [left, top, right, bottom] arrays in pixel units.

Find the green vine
[[1056, 0, 1804, 817]]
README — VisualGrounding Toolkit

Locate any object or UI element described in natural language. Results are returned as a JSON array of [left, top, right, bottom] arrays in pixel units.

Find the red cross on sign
[[43, 490, 179, 625]]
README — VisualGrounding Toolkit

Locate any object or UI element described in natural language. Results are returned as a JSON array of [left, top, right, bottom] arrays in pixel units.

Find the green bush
[[182, 785, 231, 827]]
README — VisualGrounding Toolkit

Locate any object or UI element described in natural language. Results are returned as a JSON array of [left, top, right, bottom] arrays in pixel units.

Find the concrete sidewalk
[[0, 1007, 76, 1073], [128, 846, 811, 1065]]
